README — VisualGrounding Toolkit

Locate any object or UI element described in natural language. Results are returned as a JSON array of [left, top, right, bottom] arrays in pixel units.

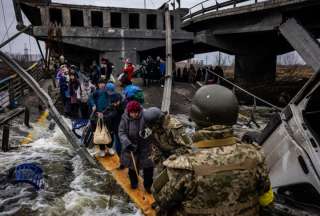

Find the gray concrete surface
[[18, 1, 194, 71], [181, 0, 320, 84]]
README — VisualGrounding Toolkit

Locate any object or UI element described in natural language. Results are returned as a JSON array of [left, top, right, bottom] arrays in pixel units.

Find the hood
[[122, 111, 143, 121]]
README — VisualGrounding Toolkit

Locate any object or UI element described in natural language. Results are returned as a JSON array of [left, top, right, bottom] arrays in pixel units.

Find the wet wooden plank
[[96, 152, 156, 216]]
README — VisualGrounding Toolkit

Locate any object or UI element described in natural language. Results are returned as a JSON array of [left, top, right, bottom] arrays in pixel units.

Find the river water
[[0, 107, 319, 216], [0, 118, 141, 216]]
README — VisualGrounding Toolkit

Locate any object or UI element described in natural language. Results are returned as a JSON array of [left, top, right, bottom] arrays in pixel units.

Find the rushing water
[[1, 107, 319, 216], [0, 119, 141, 216]]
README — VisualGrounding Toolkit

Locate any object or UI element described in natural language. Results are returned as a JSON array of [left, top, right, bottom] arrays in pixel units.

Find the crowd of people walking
[[53, 55, 273, 215], [54, 56, 153, 191], [138, 56, 225, 88]]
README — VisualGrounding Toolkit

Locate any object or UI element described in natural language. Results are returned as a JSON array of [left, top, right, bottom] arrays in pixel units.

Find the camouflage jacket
[[152, 125, 271, 216], [151, 115, 192, 165]]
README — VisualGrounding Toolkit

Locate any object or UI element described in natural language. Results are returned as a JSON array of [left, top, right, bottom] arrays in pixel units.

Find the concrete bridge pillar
[[40, 7, 49, 26], [234, 55, 276, 84], [83, 10, 90, 27], [140, 14, 146, 30], [103, 11, 111, 28], [62, 8, 71, 26]]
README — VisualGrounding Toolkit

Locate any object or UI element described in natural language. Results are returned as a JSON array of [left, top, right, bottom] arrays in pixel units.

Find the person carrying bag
[[94, 116, 113, 157]]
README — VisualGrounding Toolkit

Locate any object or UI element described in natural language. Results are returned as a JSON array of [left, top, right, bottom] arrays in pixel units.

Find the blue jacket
[[88, 89, 110, 112], [57, 75, 69, 98], [160, 62, 166, 76]]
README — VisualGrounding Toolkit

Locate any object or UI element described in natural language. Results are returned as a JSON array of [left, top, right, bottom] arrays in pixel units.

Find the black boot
[[128, 169, 138, 189], [143, 167, 154, 194]]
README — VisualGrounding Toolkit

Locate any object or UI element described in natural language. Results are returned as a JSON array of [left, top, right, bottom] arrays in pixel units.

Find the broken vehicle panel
[[260, 72, 320, 206]]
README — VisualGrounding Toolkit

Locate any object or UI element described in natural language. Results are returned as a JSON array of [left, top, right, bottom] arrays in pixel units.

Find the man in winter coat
[[104, 93, 125, 166], [89, 80, 109, 113], [89, 79, 113, 157], [152, 85, 273, 216], [118, 101, 154, 193]]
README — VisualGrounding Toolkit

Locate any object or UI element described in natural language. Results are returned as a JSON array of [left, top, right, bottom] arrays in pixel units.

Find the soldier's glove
[[127, 144, 137, 152]]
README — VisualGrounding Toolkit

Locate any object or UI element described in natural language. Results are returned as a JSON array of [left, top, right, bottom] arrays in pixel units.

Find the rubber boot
[[128, 169, 138, 189], [143, 167, 154, 194]]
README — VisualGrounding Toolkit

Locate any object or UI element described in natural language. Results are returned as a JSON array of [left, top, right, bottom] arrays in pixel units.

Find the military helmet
[[191, 85, 239, 127]]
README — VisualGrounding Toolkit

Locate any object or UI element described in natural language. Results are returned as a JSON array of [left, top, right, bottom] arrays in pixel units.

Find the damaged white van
[[258, 72, 320, 212]]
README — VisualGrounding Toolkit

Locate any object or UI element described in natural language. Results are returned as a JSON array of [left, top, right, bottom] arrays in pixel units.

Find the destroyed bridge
[[13, 0, 320, 83]]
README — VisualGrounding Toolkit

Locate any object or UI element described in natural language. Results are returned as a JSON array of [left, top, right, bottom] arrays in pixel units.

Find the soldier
[[152, 85, 273, 216], [143, 107, 192, 172]]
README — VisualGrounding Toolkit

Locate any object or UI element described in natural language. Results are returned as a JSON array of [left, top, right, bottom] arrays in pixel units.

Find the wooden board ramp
[[96, 152, 156, 216]]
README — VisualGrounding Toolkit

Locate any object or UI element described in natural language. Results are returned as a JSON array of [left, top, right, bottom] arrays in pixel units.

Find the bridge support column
[[234, 55, 276, 85]]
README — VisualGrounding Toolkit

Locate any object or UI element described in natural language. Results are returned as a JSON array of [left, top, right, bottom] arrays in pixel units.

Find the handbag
[[93, 117, 112, 145]]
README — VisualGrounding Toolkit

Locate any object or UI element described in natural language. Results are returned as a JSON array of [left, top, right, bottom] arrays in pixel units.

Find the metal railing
[[0, 62, 43, 108], [202, 67, 281, 110], [183, 0, 264, 21], [200, 67, 281, 127]]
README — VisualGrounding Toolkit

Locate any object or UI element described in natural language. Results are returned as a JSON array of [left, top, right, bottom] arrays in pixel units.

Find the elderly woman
[[118, 101, 154, 193]]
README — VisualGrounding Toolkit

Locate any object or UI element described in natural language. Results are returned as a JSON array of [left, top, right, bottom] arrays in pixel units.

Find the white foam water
[[0, 122, 141, 216]]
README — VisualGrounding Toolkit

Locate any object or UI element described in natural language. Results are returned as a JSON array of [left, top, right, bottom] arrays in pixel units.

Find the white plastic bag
[[93, 117, 112, 145]]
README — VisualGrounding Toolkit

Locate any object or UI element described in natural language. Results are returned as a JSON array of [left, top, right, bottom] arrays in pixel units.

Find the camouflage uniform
[[150, 114, 192, 171], [152, 125, 271, 216]]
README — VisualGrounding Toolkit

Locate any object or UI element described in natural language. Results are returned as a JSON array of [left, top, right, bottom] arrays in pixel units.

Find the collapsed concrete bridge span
[[13, 0, 195, 70], [182, 0, 320, 84]]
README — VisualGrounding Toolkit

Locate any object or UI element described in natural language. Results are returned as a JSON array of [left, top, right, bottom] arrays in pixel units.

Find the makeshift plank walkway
[[96, 153, 156, 216]]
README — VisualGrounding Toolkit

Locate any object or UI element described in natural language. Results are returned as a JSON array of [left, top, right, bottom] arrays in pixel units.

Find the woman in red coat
[[122, 62, 134, 86]]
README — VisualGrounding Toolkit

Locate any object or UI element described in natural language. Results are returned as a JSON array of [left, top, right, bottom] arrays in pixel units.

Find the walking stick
[[130, 151, 146, 201], [131, 152, 139, 177]]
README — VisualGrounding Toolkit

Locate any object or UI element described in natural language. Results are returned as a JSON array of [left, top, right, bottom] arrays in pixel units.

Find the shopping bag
[[93, 117, 112, 145]]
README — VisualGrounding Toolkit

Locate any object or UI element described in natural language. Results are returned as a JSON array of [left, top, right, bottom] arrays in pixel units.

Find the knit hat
[[126, 100, 141, 113], [105, 82, 115, 92]]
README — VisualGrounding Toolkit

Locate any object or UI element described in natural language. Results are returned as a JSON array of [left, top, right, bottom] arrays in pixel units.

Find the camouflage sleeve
[[151, 144, 163, 165], [256, 152, 271, 196], [153, 168, 194, 209]]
